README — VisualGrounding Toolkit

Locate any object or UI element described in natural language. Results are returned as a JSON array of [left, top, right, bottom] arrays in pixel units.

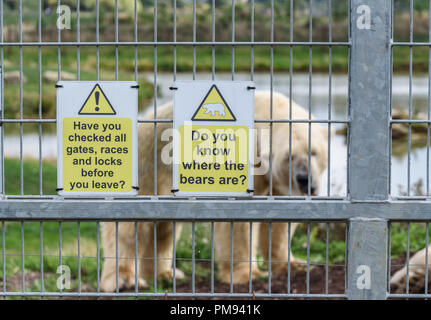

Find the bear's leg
[[140, 222, 184, 281], [215, 222, 263, 284], [156, 222, 185, 280], [101, 222, 148, 292], [258, 222, 307, 276]]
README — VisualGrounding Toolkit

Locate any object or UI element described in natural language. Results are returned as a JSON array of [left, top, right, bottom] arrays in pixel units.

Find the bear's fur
[[390, 247, 431, 293], [101, 91, 329, 291]]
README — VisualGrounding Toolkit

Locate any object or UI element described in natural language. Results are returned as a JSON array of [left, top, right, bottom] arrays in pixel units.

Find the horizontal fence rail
[[0, 200, 429, 221]]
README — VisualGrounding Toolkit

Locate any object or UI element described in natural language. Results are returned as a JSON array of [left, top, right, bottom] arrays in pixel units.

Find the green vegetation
[[2, 46, 154, 120]]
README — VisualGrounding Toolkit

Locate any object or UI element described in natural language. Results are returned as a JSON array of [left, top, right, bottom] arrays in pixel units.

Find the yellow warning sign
[[191, 85, 236, 121], [62, 117, 132, 192], [178, 124, 248, 193], [78, 84, 116, 115]]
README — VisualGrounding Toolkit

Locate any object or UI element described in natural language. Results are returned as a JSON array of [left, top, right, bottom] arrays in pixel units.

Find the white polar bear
[[203, 103, 225, 117], [391, 247, 431, 293], [100, 91, 330, 290]]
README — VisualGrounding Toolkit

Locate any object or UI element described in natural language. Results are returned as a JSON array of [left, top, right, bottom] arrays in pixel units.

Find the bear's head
[[274, 123, 329, 196], [253, 91, 329, 196]]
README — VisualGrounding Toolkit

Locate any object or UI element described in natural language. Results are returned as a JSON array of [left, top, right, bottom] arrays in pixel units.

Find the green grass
[[3, 46, 155, 121], [4, 158, 57, 195]]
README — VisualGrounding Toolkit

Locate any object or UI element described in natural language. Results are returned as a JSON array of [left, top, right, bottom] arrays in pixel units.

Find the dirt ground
[[173, 257, 430, 298], [1, 257, 429, 299], [175, 264, 347, 296]]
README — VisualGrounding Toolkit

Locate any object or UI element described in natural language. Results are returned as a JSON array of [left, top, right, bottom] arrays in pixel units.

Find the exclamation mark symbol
[[95, 91, 100, 112]]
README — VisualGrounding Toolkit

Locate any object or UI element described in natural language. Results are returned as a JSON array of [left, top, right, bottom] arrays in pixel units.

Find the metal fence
[[0, 0, 429, 300]]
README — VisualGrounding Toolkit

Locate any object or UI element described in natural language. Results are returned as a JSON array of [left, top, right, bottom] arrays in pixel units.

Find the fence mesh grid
[[0, 0, 429, 300]]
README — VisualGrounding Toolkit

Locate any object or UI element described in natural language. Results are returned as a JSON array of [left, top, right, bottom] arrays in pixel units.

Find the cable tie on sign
[[171, 189, 179, 193], [169, 86, 178, 90], [55, 84, 63, 88], [131, 85, 139, 89], [56, 188, 63, 192], [247, 189, 254, 193], [247, 86, 256, 90], [132, 186, 139, 190]]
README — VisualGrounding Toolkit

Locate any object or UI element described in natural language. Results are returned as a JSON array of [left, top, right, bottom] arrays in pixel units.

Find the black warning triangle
[[78, 84, 116, 115]]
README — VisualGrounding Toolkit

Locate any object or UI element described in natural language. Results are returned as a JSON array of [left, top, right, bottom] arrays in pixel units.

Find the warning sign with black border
[[173, 81, 254, 196], [56, 81, 138, 196]]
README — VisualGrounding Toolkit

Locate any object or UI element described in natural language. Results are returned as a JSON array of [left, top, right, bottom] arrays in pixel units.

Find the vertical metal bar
[[288, 0, 293, 196], [425, 222, 429, 295], [58, 221, 62, 295], [345, 223, 348, 295], [347, 219, 388, 300], [134, 0, 138, 82], [173, 0, 177, 82], [19, 0, 23, 195], [287, 222, 291, 294], [325, 223, 329, 295], [231, 0, 235, 81], [96, 221, 100, 294], [307, 0, 313, 197], [269, 0, 274, 196], [1, 221, 4, 298], [407, 0, 413, 196], [249, 222, 252, 294], [134, 221, 138, 296], [76, 0, 80, 80], [428, 0, 431, 196], [192, 222, 195, 295], [115, 221, 119, 294], [406, 222, 410, 294], [153, 0, 158, 195], [0, 0, 4, 196], [349, 0, 391, 201], [387, 222, 392, 293], [77, 222, 81, 295], [57, 0, 61, 80], [268, 222, 272, 294], [96, 0, 99, 80], [153, 222, 157, 294], [230, 222, 233, 294], [40, 222, 43, 296], [389, 0, 394, 196], [211, 0, 215, 80], [115, 0, 119, 80], [210, 222, 214, 295], [172, 221, 176, 294], [192, 0, 196, 80], [250, 0, 254, 81], [306, 223, 311, 296], [346, 0, 352, 197], [38, 0, 42, 196], [327, 0, 332, 196]]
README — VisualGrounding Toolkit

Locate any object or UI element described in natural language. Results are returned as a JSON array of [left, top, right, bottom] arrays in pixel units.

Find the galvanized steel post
[[347, 0, 392, 300]]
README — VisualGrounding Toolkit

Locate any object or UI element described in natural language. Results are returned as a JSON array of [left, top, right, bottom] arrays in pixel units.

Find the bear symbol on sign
[[203, 103, 226, 117]]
